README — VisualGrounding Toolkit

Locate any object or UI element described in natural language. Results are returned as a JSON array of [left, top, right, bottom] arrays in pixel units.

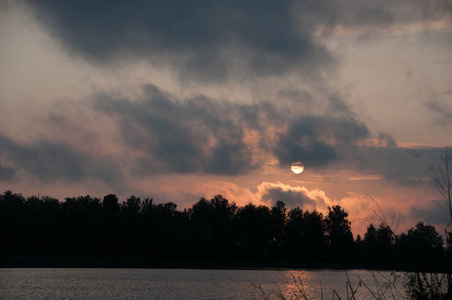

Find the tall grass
[[404, 272, 452, 300], [254, 271, 451, 299]]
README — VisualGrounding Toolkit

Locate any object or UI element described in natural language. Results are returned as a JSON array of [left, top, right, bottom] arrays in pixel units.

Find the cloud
[[0, 135, 124, 186], [425, 98, 452, 123], [93, 84, 255, 175], [22, 0, 335, 82], [3, 80, 381, 181], [310, 0, 452, 38], [20, 0, 451, 83], [273, 116, 369, 167], [257, 182, 330, 210], [377, 132, 396, 147], [91, 84, 381, 176], [73, 84, 444, 184], [1, 79, 443, 187], [0, 165, 14, 181], [338, 145, 443, 186], [411, 203, 450, 227]]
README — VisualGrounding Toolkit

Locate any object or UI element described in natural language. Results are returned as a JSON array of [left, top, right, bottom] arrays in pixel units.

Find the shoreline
[[1, 255, 429, 273]]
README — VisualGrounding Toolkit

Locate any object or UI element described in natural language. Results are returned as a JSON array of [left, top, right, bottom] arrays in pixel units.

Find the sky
[[1, 0, 451, 235]]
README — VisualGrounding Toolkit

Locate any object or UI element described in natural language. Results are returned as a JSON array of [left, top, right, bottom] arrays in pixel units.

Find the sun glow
[[291, 162, 304, 174]]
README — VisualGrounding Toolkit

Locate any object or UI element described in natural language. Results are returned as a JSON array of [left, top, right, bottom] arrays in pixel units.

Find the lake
[[0, 268, 406, 299]]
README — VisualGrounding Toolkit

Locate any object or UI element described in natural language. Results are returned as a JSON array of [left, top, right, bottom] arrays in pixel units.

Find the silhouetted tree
[[376, 223, 394, 261], [285, 208, 326, 260], [40, 195, 63, 254], [1, 189, 449, 270], [0, 191, 25, 255], [99, 194, 121, 255], [285, 207, 305, 257], [395, 221, 444, 270], [233, 203, 271, 259], [22, 195, 47, 254], [303, 209, 326, 259], [363, 224, 378, 260], [61, 195, 102, 255], [140, 198, 185, 258], [270, 200, 287, 255], [325, 205, 354, 260], [119, 195, 142, 254], [152, 201, 184, 257], [188, 195, 237, 259], [355, 234, 363, 259], [102, 194, 120, 215], [363, 223, 394, 264], [121, 195, 141, 216]]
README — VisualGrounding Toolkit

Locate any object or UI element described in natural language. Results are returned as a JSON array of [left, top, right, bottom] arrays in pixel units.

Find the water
[[0, 268, 405, 299]]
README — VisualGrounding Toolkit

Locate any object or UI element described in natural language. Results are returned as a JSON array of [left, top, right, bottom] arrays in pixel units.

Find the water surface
[[0, 268, 405, 299]]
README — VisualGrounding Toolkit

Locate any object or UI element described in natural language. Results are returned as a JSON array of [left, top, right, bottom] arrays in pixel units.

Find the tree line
[[0, 190, 446, 270]]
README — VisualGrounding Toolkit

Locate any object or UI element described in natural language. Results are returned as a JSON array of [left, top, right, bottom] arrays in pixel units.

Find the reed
[[254, 271, 451, 300]]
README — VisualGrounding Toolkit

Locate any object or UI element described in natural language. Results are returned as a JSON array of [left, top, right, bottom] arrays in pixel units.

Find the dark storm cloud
[[301, 0, 452, 34], [1, 81, 443, 184], [274, 116, 370, 167], [341, 145, 444, 186], [0, 165, 14, 181], [92, 84, 379, 175], [92, 84, 442, 183], [326, 94, 354, 117], [23, 0, 334, 81], [21, 0, 452, 82], [0, 135, 124, 185], [261, 186, 323, 208], [93, 84, 254, 175], [278, 89, 314, 104], [410, 204, 449, 227]]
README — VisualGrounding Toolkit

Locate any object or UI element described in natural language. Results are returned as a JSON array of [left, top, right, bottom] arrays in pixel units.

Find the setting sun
[[291, 162, 304, 174]]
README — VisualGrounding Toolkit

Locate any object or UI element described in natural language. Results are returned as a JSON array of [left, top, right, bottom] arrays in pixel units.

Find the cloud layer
[[0, 0, 450, 236], [23, 0, 334, 82], [0, 82, 444, 190], [22, 0, 451, 83], [0, 135, 124, 185], [91, 85, 376, 177]]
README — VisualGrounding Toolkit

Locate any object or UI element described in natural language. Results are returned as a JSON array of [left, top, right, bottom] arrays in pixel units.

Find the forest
[[0, 190, 446, 271]]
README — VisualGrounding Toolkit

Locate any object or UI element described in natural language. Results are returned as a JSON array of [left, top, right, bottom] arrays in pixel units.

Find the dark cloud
[[0, 135, 124, 185], [92, 84, 441, 184], [92, 84, 379, 175], [261, 186, 323, 208], [326, 94, 354, 117], [21, 0, 452, 82], [278, 89, 314, 103], [377, 132, 396, 147], [340, 145, 443, 186], [425, 99, 452, 123], [411, 204, 450, 227], [0, 80, 444, 186], [273, 116, 369, 167], [23, 0, 335, 81], [0, 165, 14, 181], [272, 108, 444, 185], [303, 0, 452, 35], [93, 84, 255, 175], [2, 79, 440, 185]]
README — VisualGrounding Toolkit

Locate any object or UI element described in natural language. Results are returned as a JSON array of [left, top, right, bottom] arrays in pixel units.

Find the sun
[[291, 162, 304, 174]]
